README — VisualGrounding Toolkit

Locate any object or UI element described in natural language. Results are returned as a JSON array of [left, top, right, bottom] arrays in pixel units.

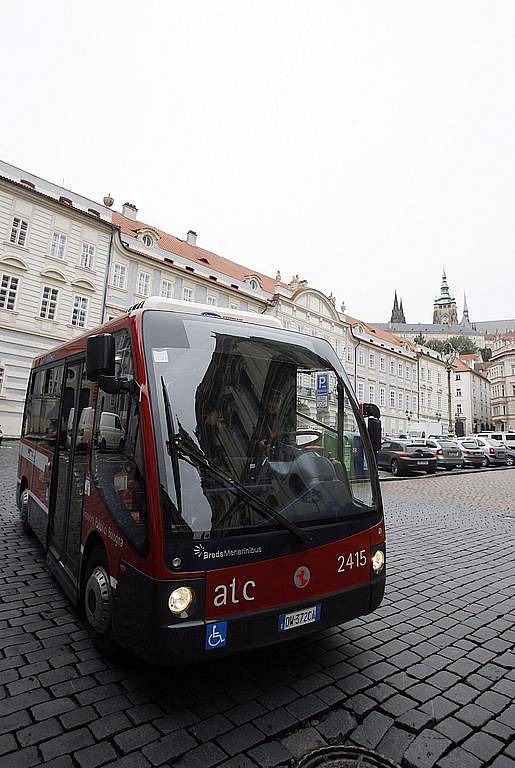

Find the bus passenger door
[[48, 361, 92, 587]]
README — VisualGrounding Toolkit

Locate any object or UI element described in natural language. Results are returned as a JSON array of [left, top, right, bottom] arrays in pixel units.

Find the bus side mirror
[[86, 334, 115, 381], [367, 418, 382, 453]]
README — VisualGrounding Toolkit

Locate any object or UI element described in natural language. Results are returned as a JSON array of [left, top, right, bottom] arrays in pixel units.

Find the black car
[[378, 440, 437, 476]]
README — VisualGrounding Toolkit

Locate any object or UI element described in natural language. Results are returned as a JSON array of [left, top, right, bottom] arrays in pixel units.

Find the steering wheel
[[268, 430, 323, 460]]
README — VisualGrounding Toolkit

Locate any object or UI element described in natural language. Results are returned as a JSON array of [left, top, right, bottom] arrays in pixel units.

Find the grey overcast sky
[[1, 0, 514, 323]]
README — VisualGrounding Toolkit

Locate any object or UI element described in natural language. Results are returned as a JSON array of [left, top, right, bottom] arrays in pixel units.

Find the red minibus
[[17, 298, 385, 663]]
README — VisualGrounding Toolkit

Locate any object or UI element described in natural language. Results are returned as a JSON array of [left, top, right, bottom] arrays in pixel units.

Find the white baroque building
[[0, 161, 114, 437], [452, 357, 492, 435], [488, 337, 515, 431]]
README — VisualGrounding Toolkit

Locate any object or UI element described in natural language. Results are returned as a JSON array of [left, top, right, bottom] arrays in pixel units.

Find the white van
[[477, 431, 515, 448], [96, 412, 125, 452]]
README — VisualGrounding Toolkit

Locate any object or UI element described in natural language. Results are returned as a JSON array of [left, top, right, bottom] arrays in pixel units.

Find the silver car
[[424, 438, 463, 469], [455, 438, 485, 468], [463, 436, 507, 467]]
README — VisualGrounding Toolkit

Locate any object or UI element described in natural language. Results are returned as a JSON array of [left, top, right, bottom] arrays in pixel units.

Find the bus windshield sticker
[[153, 349, 169, 363], [205, 621, 227, 650]]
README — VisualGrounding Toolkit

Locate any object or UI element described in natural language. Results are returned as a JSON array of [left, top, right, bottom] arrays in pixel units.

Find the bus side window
[[40, 367, 64, 450], [92, 329, 147, 553], [25, 371, 45, 443]]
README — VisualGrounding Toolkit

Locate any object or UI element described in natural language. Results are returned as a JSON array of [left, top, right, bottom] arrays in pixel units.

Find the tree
[[479, 347, 492, 362], [425, 339, 446, 353], [425, 336, 477, 355], [413, 333, 427, 345]]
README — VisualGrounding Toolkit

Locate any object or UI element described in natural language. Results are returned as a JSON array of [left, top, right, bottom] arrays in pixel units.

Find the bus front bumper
[[112, 565, 385, 665]]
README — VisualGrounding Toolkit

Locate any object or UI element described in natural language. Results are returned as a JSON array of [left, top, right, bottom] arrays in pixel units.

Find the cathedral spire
[[390, 290, 405, 324], [461, 292, 471, 325], [399, 298, 406, 323]]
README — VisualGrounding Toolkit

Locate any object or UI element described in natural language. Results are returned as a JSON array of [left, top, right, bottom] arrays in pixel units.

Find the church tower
[[433, 269, 458, 325], [390, 290, 406, 323]]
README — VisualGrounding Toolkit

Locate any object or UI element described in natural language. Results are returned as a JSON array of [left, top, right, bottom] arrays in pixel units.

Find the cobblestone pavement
[[1, 441, 514, 768]]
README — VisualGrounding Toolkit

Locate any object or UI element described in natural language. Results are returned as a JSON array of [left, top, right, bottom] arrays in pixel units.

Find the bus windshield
[[144, 312, 376, 537]]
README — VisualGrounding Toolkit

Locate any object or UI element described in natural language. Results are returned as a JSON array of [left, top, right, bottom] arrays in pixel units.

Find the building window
[[390, 360, 395, 375], [183, 286, 193, 302], [369, 384, 375, 403], [380, 387, 385, 407], [437, 371, 442, 385], [161, 279, 174, 299], [427, 393, 432, 409], [457, 403, 462, 415], [142, 234, 154, 247], [80, 242, 95, 269], [357, 382, 364, 401], [455, 374, 461, 381], [137, 271, 151, 296], [112, 263, 127, 289], [358, 350, 365, 366], [456, 388, 462, 397], [421, 367, 425, 380], [406, 366, 410, 380], [369, 353, 375, 368], [421, 391, 425, 407], [0, 274, 19, 310], [230, 303, 239, 310], [10, 216, 28, 246], [380, 356, 385, 372], [346, 347, 353, 363], [40, 286, 59, 320], [390, 390, 395, 408], [397, 392, 403, 409], [71, 295, 88, 327], [438, 394, 442, 409], [248, 278, 259, 290], [50, 231, 67, 260], [207, 295, 217, 306], [427, 368, 432, 382], [398, 363, 403, 377]]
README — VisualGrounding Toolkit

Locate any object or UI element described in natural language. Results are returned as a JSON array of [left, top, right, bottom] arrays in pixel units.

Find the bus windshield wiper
[[174, 425, 313, 546], [160, 377, 183, 518]]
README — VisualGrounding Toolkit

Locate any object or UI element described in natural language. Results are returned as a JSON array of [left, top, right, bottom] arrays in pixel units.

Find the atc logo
[[293, 566, 311, 589]]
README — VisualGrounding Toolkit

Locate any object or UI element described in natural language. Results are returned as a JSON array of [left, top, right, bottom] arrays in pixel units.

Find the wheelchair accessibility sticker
[[205, 621, 228, 650]]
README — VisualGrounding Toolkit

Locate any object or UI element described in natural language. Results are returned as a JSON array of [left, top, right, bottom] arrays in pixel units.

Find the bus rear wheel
[[83, 547, 116, 654]]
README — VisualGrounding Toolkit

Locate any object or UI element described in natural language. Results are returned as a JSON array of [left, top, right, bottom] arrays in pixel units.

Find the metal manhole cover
[[297, 745, 401, 768]]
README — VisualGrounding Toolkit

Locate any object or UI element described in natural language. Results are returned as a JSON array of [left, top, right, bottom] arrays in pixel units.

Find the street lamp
[[442, 344, 457, 439]]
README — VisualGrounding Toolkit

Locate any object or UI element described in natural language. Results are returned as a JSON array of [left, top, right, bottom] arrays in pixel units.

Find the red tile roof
[[113, 211, 281, 294], [346, 316, 413, 348]]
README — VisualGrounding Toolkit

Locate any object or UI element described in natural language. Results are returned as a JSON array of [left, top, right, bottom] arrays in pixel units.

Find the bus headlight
[[168, 586, 194, 614], [371, 549, 385, 575]]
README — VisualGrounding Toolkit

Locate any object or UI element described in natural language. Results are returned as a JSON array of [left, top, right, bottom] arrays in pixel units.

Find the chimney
[[122, 202, 138, 220], [186, 230, 197, 246]]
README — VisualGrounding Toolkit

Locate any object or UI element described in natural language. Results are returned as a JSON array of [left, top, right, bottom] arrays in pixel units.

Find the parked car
[[505, 445, 515, 467], [377, 440, 437, 476], [463, 436, 507, 467], [424, 438, 463, 470], [455, 438, 485, 468]]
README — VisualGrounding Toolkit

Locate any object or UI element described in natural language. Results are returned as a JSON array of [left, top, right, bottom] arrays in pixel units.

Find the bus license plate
[[417, 460, 428, 465], [279, 605, 321, 631]]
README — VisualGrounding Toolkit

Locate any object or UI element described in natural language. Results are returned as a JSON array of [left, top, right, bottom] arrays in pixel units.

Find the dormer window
[[245, 276, 261, 291], [142, 234, 154, 247]]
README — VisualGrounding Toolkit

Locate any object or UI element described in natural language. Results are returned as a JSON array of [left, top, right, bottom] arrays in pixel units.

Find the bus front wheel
[[83, 547, 116, 654]]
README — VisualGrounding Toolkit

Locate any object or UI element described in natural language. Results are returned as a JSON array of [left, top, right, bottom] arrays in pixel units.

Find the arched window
[[142, 234, 154, 247]]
